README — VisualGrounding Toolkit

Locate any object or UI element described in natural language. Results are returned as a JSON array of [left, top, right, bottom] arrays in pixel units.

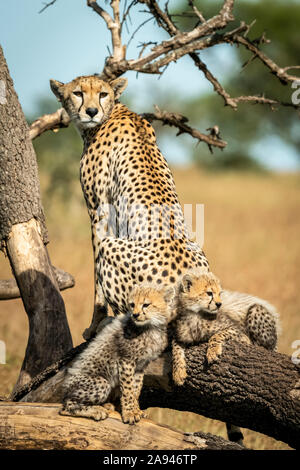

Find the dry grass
[[0, 167, 299, 450]]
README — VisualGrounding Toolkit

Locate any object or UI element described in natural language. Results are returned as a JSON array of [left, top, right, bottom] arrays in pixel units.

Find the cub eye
[[99, 92, 108, 99], [206, 291, 213, 296], [73, 91, 83, 97], [129, 302, 135, 309], [142, 303, 150, 309]]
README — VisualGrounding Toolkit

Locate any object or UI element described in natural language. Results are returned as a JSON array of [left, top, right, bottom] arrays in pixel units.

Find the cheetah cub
[[60, 285, 175, 425], [172, 270, 280, 386]]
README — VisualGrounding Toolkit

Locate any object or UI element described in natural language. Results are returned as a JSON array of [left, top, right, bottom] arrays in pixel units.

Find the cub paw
[[91, 406, 109, 421], [206, 343, 223, 364], [173, 367, 187, 386]]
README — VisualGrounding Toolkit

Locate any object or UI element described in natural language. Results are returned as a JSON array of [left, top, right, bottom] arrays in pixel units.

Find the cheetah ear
[[110, 77, 128, 99], [50, 79, 65, 101], [163, 286, 175, 304], [181, 274, 193, 293]]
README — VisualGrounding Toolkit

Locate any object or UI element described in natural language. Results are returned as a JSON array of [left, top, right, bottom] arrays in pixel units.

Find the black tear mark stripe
[[78, 95, 84, 113]]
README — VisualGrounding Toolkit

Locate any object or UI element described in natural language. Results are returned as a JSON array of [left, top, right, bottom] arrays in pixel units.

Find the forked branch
[[35, 0, 299, 148], [142, 106, 227, 152]]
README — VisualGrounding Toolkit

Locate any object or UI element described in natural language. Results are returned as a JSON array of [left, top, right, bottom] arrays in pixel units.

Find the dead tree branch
[[142, 106, 227, 152], [12, 340, 300, 450], [29, 108, 70, 140], [39, 0, 57, 14], [33, 0, 299, 147], [0, 266, 75, 300], [87, 0, 126, 63], [0, 402, 246, 450]]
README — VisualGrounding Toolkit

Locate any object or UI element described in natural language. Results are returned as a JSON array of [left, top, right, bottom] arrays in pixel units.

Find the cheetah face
[[180, 271, 222, 316], [127, 285, 175, 327], [50, 75, 127, 131]]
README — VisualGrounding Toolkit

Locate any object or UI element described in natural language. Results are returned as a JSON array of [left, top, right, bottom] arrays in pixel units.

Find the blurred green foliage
[[172, 0, 300, 169]]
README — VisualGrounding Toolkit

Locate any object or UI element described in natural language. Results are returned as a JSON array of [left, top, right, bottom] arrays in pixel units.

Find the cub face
[[50, 75, 127, 131], [180, 271, 222, 316], [127, 285, 175, 326]]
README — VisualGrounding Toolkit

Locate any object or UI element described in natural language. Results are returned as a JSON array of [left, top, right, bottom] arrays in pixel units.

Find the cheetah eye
[[99, 92, 108, 99], [206, 291, 213, 296], [142, 303, 150, 309], [129, 302, 135, 309], [73, 91, 83, 97]]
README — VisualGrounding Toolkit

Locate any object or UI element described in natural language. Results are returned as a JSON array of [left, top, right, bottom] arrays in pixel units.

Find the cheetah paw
[[122, 408, 145, 425]]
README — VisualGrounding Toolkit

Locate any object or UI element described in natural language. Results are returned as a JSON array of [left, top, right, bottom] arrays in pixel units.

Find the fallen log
[[0, 402, 245, 450], [0, 266, 75, 300], [11, 340, 300, 449]]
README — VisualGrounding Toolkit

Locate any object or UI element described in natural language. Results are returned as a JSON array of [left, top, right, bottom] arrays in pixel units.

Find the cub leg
[[172, 338, 187, 386], [83, 285, 108, 340], [119, 360, 144, 425], [206, 327, 251, 364], [60, 376, 111, 421], [83, 206, 111, 340]]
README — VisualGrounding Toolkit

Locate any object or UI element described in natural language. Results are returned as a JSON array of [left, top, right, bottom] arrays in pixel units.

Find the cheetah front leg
[[83, 279, 108, 340], [83, 210, 109, 340], [119, 360, 144, 425], [206, 327, 251, 364]]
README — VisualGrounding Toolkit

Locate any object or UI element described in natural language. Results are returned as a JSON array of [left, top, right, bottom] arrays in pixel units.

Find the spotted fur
[[172, 270, 280, 385], [60, 285, 175, 424], [50, 75, 209, 339], [172, 270, 280, 446]]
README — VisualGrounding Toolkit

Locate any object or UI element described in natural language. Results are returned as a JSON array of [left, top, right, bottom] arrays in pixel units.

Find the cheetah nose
[[86, 107, 98, 118], [216, 302, 222, 309], [132, 313, 139, 319]]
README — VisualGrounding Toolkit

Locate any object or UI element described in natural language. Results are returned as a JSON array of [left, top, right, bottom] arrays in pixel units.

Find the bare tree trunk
[[11, 341, 300, 449], [0, 45, 73, 391], [0, 266, 75, 300]]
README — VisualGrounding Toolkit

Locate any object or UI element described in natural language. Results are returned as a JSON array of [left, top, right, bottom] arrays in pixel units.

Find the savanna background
[[0, 0, 299, 450]]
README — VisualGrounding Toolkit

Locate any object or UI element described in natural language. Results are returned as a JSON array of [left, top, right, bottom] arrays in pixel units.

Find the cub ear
[[110, 77, 128, 99], [181, 274, 193, 293], [163, 286, 175, 304], [50, 79, 65, 101]]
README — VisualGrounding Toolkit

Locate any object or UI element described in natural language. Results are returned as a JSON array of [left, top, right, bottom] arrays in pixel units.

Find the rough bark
[[11, 340, 300, 449], [0, 402, 245, 450], [0, 45, 73, 391], [0, 45, 47, 246], [0, 266, 75, 300]]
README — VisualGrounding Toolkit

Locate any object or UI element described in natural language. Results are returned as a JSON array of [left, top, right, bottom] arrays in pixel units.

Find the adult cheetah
[[50, 75, 209, 337]]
